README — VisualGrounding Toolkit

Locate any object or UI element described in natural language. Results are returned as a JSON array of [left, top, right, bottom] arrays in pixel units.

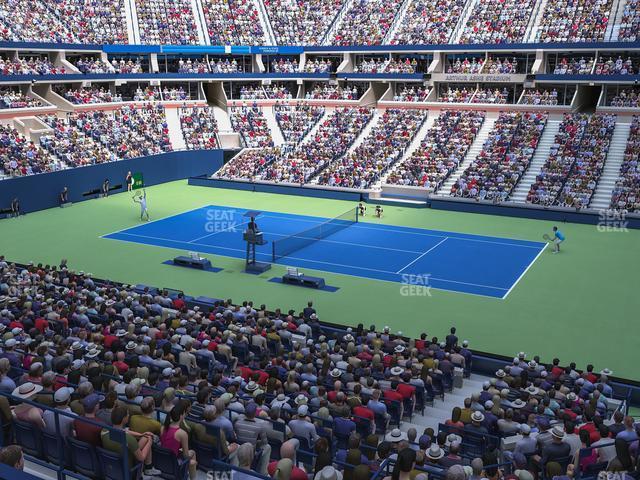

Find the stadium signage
[[433, 73, 526, 83]]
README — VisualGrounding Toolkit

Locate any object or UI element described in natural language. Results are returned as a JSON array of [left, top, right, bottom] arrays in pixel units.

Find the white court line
[[501, 244, 547, 299], [105, 234, 507, 299], [100, 204, 210, 239], [109, 231, 508, 292], [396, 238, 448, 274], [188, 221, 249, 244], [256, 212, 543, 250]]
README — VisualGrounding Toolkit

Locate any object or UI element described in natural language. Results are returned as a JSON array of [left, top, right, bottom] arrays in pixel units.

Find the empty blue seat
[[97, 446, 143, 480], [68, 437, 102, 479], [152, 443, 189, 480], [13, 420, 43, 459]]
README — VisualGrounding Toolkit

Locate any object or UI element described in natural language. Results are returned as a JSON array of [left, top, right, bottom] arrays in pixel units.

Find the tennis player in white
[[133, 189, 149, 221]]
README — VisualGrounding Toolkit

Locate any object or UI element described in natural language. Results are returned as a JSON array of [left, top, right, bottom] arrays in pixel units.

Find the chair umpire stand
[[242, 211, 271, 274]]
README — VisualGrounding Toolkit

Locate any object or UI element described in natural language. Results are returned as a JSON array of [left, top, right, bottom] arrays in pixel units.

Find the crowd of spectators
[[440, 350, 633, 480], [39, 114, 116, 167], [392, 86, 430, 102], [552, 57, 594, 75], [274, 104, 325, 144], [0, 89, 43, 109], [608, 87, 640, 107], [132, 87, 162, 102], [305, 84, 362, 101], [0, 256, 638, 480], [202, 0, 266, 46], [263, 0, 346, 45], [75, 58, 144, 74], [135, 0, 199, 45], [162, 87, 190, 101], [271, 59, 300, 73], [520, 89, 560, 106], [265, 84, 294, 100], [594, 56, 637, 75], [238, 86, 267, 100], [354, 58, 389, 74], [471, 88, 509, 104], [452, 111, 548, 202], [610, 116, 639, 213], [536, 0, 613, 43], [303, 59, 334, 73], [211, 58, 243, 74], [0, 0, 76, 43], [458, 0, 536, 44], [260, 107, 373, 183], [0, 124, 59, 177], [527, 114, 614, 207], [446, 58, 484, 75], [316, 109, 426, 189], [555, 114, 615, 208], [0, 56, 66, 76], [618, 0, 639, 41], [61, 87, 122, 105], [216, 147, 283, 179], [386, 111, 485, 190], [390, 0, 465, 45], [483, 57, 519, 75], [438, 88, 474, 103], [55, 0, 128, 45], [179, 106, 219, 150], [177, 59, 209, 74], [230, 105, 274, 148], [331, 0, 404, 46]]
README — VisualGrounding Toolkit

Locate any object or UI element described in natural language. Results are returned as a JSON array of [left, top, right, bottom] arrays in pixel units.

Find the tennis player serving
[[543, 226, 565, 253], [133, 189, 149, 221]]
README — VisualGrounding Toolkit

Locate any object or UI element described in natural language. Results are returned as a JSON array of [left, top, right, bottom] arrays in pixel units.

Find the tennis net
[[272, 207, 359, 261]]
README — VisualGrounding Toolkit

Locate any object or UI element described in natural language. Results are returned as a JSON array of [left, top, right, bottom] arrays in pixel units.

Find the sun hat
[[384, 428, 407, 443], [12, 382, 43, 399], [426, 444, 445, 460], [471, 411, 485, 423]]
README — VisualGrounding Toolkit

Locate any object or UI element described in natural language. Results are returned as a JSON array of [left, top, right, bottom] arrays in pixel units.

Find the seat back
[[68, 437, 101, 478], [97, 446, 126, 480], [13, 419, 43, 458], [192, 438, 216, 470], [152, 444, 189, 480], [41, 430, 66, 466]]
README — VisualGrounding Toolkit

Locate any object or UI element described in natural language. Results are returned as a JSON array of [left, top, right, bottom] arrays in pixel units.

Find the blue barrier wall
[[0, 150, 224, 214], [429, 197, 640, 228], [189, 176, 364, 201]]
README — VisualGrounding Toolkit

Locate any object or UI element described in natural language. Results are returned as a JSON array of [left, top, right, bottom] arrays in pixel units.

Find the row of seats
[[0, 0, 639, 45], [274, 104, 325, 144], [386, 110, 485, 190], [526, 113, 615, 207], [452, 111, 548, 201], [259, 107, 374, 183], [179, 106, 220, 150], [610, 115, 640, 213], [230, 105, 274, 148], [316, 109, 428, 189]]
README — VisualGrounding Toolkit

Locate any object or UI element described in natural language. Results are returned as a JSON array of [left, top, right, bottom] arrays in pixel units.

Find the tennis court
[[102, 204, 547, 299]]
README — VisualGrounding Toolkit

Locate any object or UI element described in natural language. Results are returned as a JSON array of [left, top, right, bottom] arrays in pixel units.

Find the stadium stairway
[[382, 0, 414, 43], [605, 0, 628, 41], [590, 120, 632, 210], [191, 0, 212, 45], [399, 374, 489, 433], [263, 107, 286, 146], [164, 108, 187, 151], [124, 0, 139, 44], [321, 0, 356, 45], [434, 114, 497, 195], [524, 0, 549, 42], [450, 0, 480, 43], [509, 119, 561, 203], [378, 110, 439, 186], [344, 109, 383, 155]]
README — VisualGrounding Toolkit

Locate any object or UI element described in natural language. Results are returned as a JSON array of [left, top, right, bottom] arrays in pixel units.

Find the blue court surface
[[102, 205, 547, 299]]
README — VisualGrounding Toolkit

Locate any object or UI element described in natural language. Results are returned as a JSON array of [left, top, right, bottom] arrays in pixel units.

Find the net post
[[355, 205, 359, 223], [272, 242, 276, 262]]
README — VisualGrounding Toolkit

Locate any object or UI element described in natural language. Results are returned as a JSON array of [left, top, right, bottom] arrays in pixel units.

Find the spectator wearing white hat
[[43, 386, 75, 438], [12, 382, 45, 429], [289, 404, 319, 444]]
